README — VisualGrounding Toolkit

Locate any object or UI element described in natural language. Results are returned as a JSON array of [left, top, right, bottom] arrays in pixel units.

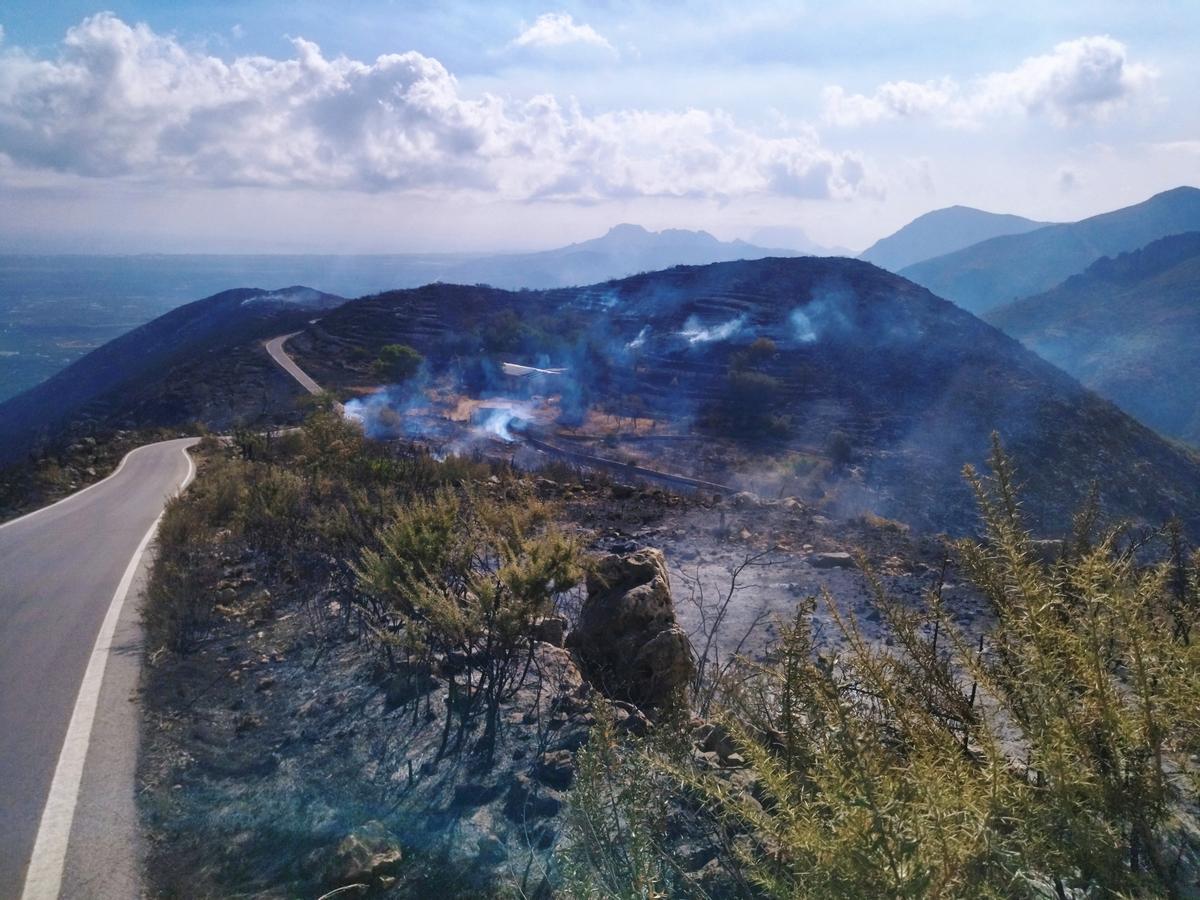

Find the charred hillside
[[287, 257, 1200, 537], [0, 286, 344, 462]]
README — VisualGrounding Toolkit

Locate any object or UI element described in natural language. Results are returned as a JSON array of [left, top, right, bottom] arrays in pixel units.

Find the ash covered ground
[[137, 441, 990, 898]]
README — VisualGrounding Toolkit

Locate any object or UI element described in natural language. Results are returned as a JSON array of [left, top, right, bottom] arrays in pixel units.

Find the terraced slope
[[289, 257, 1200, 537]]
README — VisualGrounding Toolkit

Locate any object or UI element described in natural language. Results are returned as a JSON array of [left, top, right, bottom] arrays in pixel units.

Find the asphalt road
[[0, 438, 197, 899], [264, 332, 322, 396]]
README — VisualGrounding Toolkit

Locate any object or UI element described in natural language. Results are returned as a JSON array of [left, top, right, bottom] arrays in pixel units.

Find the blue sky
[[0, 1, 1197, 253]]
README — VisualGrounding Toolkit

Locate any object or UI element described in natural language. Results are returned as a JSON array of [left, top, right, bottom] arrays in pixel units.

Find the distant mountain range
[[988, 232, 1200, 446], [425, 224, 802, 289], [746, 224, 853, 257], [859, 206, 1050, 272], [0, 286, 344, 462], [898, 186, 1200, 315]]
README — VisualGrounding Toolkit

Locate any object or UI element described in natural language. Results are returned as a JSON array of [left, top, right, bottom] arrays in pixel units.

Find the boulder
[[313, 820, 403, 890], [567, 548, 695, 710]]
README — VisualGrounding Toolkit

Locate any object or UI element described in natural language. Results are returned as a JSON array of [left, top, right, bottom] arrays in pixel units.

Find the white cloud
[[0, 13, 870, 202], [825, 35, 1155, 128], [510, 12, 613, 52]]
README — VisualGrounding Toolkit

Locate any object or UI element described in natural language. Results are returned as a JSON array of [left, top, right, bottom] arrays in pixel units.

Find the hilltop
[[287, 256, 1200, 537], [859, 205, 1049, 272], [989, 232, 1200, 446], [900, 186, 1200, 314], [0, 286, 344, 463]]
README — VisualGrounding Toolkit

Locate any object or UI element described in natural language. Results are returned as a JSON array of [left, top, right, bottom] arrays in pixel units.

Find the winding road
[[0, 438, 197, 899], [0, 327, 724, 899], [264, 332, 322, 397]]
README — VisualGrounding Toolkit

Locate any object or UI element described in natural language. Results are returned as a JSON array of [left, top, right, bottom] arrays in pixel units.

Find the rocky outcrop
[[311, 820, 403, 892], [567, 548, 694, 710]]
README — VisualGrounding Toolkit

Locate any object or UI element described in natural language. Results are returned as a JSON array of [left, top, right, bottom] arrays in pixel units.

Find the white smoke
[[790, 308, 818, 342], [343, 391, 408, 438], [476, 407, 524, 442], [678, 315, 746, 344], [626, 325, 651, 350]]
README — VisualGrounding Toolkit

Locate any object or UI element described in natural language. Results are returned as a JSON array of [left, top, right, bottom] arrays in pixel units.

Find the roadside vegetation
[[562, 439, 1200, 899], [0, 425, 186, 523], [141, 416, 1200, 898]]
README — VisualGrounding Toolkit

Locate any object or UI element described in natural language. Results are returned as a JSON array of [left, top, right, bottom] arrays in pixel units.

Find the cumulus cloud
[[510, 12, 613, 52], [0, 13, 868, 202], [825, 36, 1155, 128]]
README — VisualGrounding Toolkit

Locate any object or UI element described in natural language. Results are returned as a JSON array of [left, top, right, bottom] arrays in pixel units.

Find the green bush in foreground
[[565, 437, 1200, 899]]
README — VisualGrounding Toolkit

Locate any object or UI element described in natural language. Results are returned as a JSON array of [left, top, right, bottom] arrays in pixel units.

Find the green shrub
[[372, 343, 424, 383], [566, 436, 1200, 897]]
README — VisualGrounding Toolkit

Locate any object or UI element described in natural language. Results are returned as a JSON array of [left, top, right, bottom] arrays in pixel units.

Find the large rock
[[567, 548, 695, 710], [313, 820, 403, 890]]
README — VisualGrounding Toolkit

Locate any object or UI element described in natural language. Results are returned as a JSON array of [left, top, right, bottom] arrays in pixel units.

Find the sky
[[0, 1, 1197, 254]]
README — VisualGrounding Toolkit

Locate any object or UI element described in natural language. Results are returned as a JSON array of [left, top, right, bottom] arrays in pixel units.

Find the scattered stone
[[807, 551, 856, 569], [453, 781, 503, 807], [731, 491, 760, 508], [693, 749, 722, 770], [535, 749, 575, 790], [506, 773, 563, 820], [476, 834, 508, 866]]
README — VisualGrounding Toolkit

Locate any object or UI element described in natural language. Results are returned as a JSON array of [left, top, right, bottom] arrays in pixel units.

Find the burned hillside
[[285, 257, 1200, 538]]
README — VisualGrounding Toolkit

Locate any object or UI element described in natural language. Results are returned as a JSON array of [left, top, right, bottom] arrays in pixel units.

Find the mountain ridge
[[987, 231, 1200, 446], [0, 285, 344, 462], [900, 186, 1200, 314], [860, 205, 1050, 272]]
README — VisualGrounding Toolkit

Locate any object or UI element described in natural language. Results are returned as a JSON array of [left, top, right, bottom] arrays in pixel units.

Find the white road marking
[[19, 443, 195, 900]]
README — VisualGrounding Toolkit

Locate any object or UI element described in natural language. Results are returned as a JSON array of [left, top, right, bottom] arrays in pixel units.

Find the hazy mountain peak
[[602, 223, 651, 238], [860, 205, 1050, 272]]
